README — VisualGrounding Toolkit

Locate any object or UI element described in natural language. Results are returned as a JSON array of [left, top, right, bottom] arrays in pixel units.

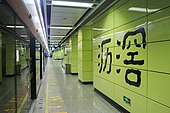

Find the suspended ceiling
[[48, 0, 101, 46]]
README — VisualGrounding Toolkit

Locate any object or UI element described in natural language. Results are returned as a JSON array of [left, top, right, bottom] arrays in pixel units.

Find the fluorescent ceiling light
[[50, 36, 65, 38], [20, 35, 28, 37], [7, 25, 25, 28], [128, 7, 160, 13], [52, 1, 93, 8], [50, 26, 73, 30], [93, 28, 109, 31]]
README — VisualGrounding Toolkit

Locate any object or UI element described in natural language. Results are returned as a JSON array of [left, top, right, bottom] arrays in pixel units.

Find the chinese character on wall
[[116, 28, 146, 87], [96, 28, 146, 87], [98, 38, 112, 74]]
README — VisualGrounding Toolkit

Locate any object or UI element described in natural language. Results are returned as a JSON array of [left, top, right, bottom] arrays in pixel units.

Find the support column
[[64, 39, 72, 74], [70, 35, 78, 75], [30, 37, 36, 99], [43, 49, 45, 72], [40, 45, 42, 79], [78, 26, 93, 83], [26, 47, 30, 67]]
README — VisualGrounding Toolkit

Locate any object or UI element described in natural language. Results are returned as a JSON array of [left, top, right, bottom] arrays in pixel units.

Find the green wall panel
[[93, 47, 114, 64], [94, 76, 115, 100], [92, 0, 170, 112], [93, 50, 100, 63], [93, 9, 114, 37], [94, 63, 115, 83], [148, 0, 170, 12], [94, 30, 115, 49], [115, 85, 147, 113], [115, 24, 147, 47], [115, 45, 147, 70], [115, 66, 147, 96], [148, 41, 170, 73], [115, 0, 147, 27], [148, 8, 170, 42], [147, 99, 170, 113], [148, 72, 170, 107]]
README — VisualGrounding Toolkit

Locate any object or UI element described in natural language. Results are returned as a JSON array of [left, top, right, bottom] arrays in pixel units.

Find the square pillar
[[70, 35, 78, 74], [78, 26, 93, 83]]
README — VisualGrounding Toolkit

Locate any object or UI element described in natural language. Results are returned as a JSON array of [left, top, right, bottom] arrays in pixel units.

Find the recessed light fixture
[[50, 26, 73, 30], [52, 1, 93, 8], [20, 35, 28, 37], [93, 28, 109, 31], [7, 25, 25, 28], [128, 7, 160, 13]]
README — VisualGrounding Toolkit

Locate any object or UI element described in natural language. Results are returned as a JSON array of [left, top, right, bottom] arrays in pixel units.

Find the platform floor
[[32, 58, 120, 113]]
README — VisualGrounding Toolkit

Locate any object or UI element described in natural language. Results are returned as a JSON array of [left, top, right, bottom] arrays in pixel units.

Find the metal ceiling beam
[[58, 0, 119, 46]]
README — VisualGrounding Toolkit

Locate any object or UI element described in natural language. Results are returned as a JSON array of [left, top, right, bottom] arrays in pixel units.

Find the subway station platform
[[30, 58, 120, 113]]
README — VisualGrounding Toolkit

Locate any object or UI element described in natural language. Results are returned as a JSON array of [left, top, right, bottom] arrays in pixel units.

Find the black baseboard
[[94, 88, 130, 113], [78, 79, 93, 85], [71, 73, 78, 75]]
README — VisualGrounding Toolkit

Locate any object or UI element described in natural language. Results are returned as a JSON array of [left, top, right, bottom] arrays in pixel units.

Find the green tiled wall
[[70, 35, 78, 73], [93, 0, 170, 113], [78, 26, 93, 82]]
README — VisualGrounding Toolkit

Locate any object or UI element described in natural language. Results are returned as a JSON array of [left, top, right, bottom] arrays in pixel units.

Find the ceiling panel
[[50, 29, 69, 35], [52, 7, 87, 14], [50, 5, 88, 45], [50, 37, 63, 40], [51, 7, 87, 26]]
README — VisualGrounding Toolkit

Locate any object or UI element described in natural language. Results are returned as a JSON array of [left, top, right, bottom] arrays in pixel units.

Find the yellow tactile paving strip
[[41, 62, 68, 113]]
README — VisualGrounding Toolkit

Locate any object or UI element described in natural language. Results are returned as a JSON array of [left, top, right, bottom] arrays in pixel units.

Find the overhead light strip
[[20, 35, 28, 37], [7, 25, 25, 28], [128, 7, 160, 13], [50, 26, 73, 30], [52, 1, 93, 8]]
